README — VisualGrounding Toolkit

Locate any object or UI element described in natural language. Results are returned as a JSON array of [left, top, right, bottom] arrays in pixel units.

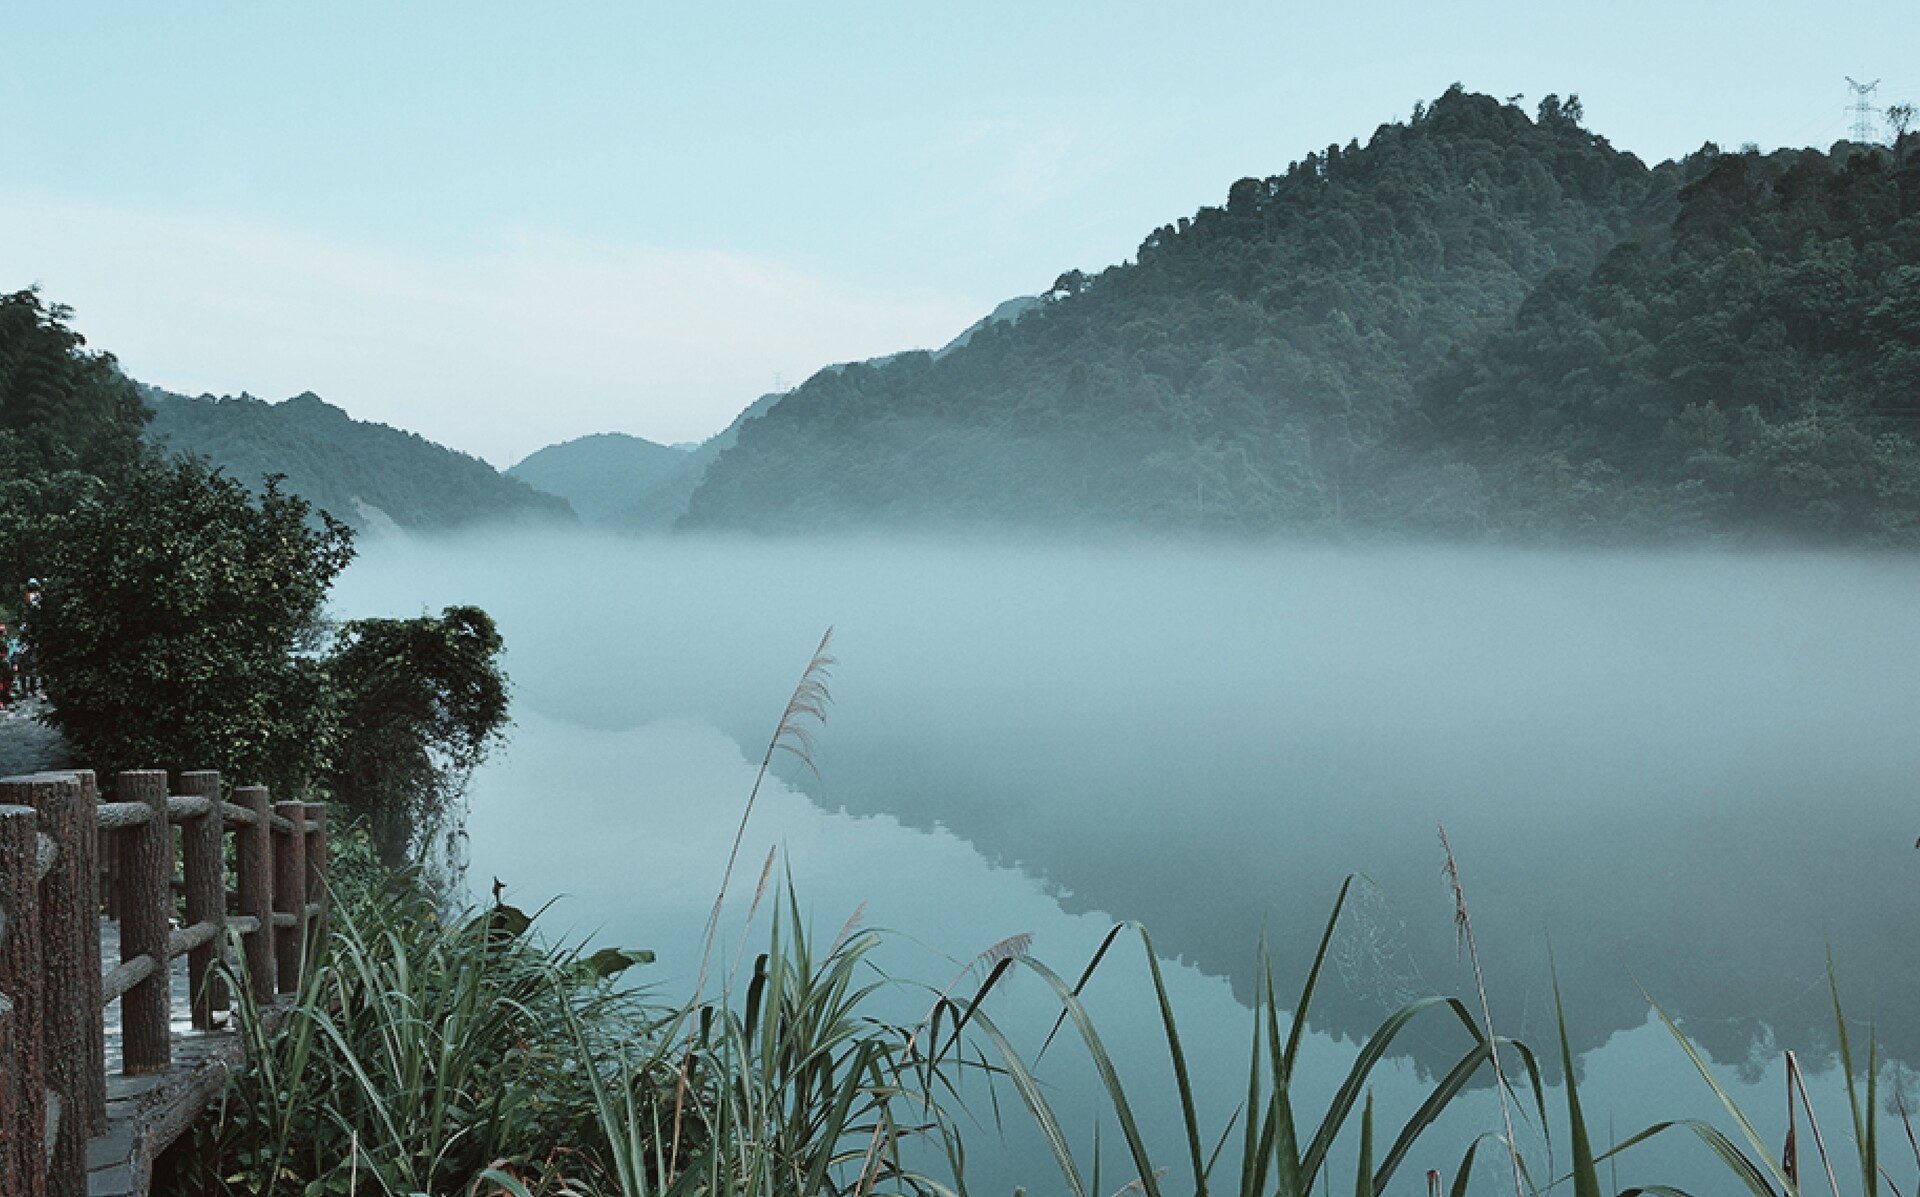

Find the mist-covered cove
[[332, 531, 1920, 1191]]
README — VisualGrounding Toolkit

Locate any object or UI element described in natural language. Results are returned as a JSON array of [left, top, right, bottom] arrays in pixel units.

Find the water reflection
[[332, 533, 1920, 1188]]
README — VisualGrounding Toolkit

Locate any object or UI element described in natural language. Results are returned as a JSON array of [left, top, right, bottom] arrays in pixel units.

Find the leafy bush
[[325, 605, 511, 870], [29, 455, 353, 794]]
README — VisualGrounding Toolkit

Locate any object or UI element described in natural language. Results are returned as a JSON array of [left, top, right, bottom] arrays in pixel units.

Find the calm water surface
[[333, 532, 1920, 1194]]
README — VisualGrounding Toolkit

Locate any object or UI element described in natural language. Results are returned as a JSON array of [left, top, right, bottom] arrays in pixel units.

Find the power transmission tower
[[1846, 76, 1882, 143]]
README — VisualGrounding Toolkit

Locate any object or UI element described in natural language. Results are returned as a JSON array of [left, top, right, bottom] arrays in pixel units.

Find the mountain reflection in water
[[334, 533, 1920, 1084]]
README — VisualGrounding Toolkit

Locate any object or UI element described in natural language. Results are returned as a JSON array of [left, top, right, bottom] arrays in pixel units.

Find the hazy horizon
[[4, 5, 1912, 464]]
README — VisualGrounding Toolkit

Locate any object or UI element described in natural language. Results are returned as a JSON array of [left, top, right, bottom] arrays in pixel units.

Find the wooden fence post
[[118, 770, 171, 1076], [0, 803, 47, 1197], [273, 802, 308, 994], [5, 775, 97, 1197], [0, 965, 15, 1197], [98, 821, 117, 924], [71, 771, 105, 1136], [235, 786, 276, 1002], [304, 803, 329, 948], [178, 771, 226, 1029]]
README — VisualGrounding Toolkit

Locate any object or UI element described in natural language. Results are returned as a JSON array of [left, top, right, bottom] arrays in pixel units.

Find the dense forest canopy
[[1409, 139, 1920, 541], [684, 88, 1920, 544], [0, 289, 152, 586]]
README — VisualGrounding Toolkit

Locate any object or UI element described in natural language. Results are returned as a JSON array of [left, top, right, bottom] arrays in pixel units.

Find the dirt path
[[0, 694, 72, 776]]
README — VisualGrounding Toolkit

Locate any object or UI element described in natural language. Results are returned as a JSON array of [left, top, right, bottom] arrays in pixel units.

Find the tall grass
[[171, 878, 659, 1196], [578, 882, 991, 1197], [966, 875, 1546, 1197], [174, 846, 1920, 1197]]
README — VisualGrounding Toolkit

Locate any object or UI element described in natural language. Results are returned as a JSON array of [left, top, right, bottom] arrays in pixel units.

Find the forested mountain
[[681, 88, 1920, 544], [0, 291, 148, 481], [507, 432, 690, 525], [144, 389, 575, 533], [1406, 141, 1920, 541], [586, 298, 1045, 532], [685, 88, 1680, 533], [607, 390, 783, 530]]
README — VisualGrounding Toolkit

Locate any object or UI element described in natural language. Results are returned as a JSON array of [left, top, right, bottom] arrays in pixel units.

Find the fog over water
[[332, 531, 1920, 1191]]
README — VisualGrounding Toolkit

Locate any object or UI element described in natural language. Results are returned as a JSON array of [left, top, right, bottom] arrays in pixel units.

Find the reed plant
[[171, 877, 659, 1196], [570, 881, 993, 1197], [569, 628, 995, 1196], [1544, 964, 1920, 1197]]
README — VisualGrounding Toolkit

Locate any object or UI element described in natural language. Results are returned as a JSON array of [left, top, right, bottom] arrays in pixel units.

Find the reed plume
[[1439, 824, 1527, 1197], [671, 627, 836, 1170]]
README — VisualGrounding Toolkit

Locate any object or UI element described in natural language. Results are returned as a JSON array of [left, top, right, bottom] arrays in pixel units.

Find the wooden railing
[[0, 769, 329, 1197]]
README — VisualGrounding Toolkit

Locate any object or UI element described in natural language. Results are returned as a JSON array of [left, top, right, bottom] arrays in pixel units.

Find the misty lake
[[333, 533, 1920, 1193]]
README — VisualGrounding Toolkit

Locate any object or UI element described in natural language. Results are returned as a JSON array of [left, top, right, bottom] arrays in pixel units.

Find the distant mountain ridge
[[673, 88, 1920, 544], [683, 87, 1684, 535], [143, 388, 576, 533], [507, 432, 690, 525], [144, 88, 1920, 547]]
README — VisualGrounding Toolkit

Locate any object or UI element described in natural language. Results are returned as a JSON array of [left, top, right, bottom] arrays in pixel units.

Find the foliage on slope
[[1406, 139, 1920, 542], [5, 290, 512, 866], [684, 88, 1681, 534], [145, 388, 577, 533], [508, 431, 691, 525], [0, 289, 152, 588]]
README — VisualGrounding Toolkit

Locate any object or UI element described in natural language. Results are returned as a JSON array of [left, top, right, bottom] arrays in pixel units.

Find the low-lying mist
[[331, 529, 1920, 1071]]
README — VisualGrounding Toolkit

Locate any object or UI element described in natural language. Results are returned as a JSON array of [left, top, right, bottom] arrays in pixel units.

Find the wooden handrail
[[0, 768, 331, 1197]]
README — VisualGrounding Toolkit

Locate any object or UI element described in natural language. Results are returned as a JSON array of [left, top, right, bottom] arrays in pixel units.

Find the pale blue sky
[[1, 3, 1910, 464]]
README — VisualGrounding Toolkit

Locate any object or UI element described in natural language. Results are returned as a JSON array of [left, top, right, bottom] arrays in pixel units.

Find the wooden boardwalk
[[1, 769, 328, 1197], [87, 919, 263, 1197]]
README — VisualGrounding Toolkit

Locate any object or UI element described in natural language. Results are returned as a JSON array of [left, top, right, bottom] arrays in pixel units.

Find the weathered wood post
[[304, 802, 329, 948], [98, 820, 118, 923], [5, 775, 100, 1197], [234, 785, 276, 1001], [70, 771, 105, 1135], [0, 967, 15, 1197], [118, 770, 171, 1076], [0, 802, 48, 1197], [178, 770, 226, 1029], [272, 801, 308, 994]]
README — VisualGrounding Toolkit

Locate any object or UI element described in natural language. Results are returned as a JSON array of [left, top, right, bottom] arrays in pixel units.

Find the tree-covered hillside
[[145, 388, 576, 533], [507, 432, 690, 525], [684, 88, 1684, 534], [0, 289, 151, 586], [681, 88, 1920, 544], [1405, 141, 1920, 542]]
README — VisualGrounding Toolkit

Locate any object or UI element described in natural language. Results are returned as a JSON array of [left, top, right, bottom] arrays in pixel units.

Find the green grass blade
[[1019, 953, 1165, 1197], [1263, 965, 1305, 1193], [1649, 996, 1795, 1196], [1447, 1135, 1487, 1197], [1555, 970, 1604, 1197], [1372, 1039, 1494, 1191], [1137, 924, 1209, 1193], [1299, 993, 1460, 1184], [970, 1008, 1089, 1197], [1354, 1088, 1376, 1197], [1035, 922, 1129, 1064], [1828, 959, 1880, 1197], [1284, 876, 1356, 1084]]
